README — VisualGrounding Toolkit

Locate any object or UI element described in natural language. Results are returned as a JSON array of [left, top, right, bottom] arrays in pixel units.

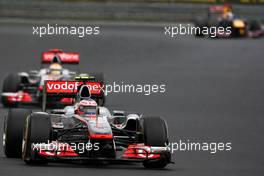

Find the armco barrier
[[0, 0, 263, 22]]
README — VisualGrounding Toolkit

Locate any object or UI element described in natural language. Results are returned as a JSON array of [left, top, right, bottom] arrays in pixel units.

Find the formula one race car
[[1, 49, 105, 107], [193, 4, 263, 38], [3, 78, 172, 168]]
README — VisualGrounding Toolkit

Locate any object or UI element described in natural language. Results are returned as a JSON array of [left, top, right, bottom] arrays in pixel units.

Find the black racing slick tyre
[[1, 73, 21, 107], [248, 20, 262, 31], [97, 95, 106, 107], [3, 109, 31, 158], [141, 116, 170, 169], [90, 72, 106, 106], [2, 73, 20, 92], [90, 72, 105, 84], [22, 113, 52, 165], [193, 18, 207, 37], [142, 117, 168, 146]]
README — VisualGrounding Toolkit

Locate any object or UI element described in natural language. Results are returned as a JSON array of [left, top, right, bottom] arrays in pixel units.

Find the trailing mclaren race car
[[1, 49, 105, 107], [194, 4, 263, 38], [3, 78, 172, 168]]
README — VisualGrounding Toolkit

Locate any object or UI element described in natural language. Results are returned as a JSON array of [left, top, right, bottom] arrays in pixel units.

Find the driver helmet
[[223, 3, 232, 14], [75, 99, 99, 115], [49, 63, 62, 76]]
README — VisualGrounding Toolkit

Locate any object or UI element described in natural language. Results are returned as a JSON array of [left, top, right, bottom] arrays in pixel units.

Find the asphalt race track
[[0, 23, 264, 176]]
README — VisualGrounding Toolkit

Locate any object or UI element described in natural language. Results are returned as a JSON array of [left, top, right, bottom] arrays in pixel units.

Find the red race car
[[1, 49, 105, 108], [3, 77, 172, 168]]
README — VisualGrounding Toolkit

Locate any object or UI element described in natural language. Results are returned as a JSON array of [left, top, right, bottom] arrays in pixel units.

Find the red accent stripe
[[90, 133, 113, 139]]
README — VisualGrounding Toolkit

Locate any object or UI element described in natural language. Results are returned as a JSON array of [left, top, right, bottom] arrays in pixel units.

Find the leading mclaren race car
[[193, 4, 263, 38], [1, 49, 105, 107], [3, 78, 172, 168]]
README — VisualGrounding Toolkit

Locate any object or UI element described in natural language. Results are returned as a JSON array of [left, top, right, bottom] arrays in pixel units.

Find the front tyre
[[3, 109, 31, 158], [141, 116, 170, 169], [22, 113, 52, 164]]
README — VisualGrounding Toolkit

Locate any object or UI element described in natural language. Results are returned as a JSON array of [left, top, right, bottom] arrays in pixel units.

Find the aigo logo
[[46, 81, 101, 94]]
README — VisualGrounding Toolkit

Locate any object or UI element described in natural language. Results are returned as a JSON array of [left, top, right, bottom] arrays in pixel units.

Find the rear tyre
[[248, 20, 261, 31], [90, 72, 106, 106], [2, 73, 20, 92], [22, 113, 52, 165], [3, 109, 31, 158], [1, 73, 21, 107], [141, 116, 170, 169], [193, 18, 207, 37], [91, 72, 105, 84], [96, 95, 106, 107]]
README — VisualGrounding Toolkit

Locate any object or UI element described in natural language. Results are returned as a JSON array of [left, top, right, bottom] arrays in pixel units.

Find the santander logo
[[46, 81, 101, 94]]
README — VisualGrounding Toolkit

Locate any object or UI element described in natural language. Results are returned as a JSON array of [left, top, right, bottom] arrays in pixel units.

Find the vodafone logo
[[42, 52, 80, 63], [47, 81, 79, 93], [46, 81, 101, 94]]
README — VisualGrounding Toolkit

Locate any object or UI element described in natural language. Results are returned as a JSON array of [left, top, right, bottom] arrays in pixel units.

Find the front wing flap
[[32, 142, 172, 163]]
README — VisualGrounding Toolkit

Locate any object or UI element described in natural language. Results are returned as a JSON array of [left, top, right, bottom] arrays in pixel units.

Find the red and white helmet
[[75, 99, 98, 115]]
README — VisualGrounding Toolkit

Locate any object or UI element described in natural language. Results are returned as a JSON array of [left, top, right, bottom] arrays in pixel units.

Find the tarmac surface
[[0, 23, 264, 176]]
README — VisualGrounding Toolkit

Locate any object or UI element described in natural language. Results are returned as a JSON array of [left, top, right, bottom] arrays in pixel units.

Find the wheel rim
[[2, 131, 6, 149], [22, 117, 29, 160], [2, 116, 7, 150]]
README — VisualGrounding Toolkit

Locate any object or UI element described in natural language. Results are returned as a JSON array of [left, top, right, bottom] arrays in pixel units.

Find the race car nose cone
[[79, 85, 91, 99]]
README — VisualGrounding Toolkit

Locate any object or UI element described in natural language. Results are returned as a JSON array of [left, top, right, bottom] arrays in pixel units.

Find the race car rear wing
[[41, 49, 80, 64], [209, 5, 225, 13], [42, 79, 102, 111]]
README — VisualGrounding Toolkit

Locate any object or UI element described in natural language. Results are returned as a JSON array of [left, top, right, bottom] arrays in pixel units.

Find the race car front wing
[[31, 142, 172, 164]]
